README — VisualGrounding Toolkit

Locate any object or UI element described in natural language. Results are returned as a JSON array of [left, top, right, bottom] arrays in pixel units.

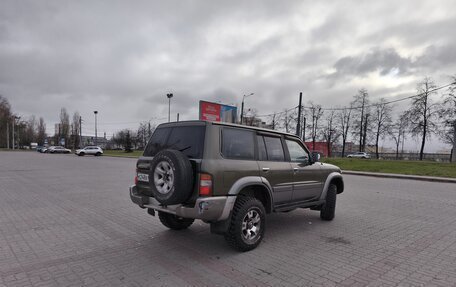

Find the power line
[[254, 81, 456, 118]]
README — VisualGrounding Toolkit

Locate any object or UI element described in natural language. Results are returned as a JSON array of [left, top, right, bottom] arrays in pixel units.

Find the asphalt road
[[1, 151, 455, 287]]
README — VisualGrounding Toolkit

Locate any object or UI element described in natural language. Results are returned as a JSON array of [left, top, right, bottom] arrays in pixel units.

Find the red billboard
[[199, 101, 237, 123], [200, 101, 221, 121]]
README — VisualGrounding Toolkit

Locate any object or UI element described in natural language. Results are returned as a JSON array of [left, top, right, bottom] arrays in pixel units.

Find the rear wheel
[[225, 196, 265, 252], [320, 184, 337, 221], [158, 212, 194, 230], [95, 152, 101, 156]]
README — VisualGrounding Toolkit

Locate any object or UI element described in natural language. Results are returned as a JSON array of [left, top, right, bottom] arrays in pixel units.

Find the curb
[[343, 170, 456, 184]]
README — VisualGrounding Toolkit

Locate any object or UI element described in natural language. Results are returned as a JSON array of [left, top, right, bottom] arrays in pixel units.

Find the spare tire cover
[[149, 149, 193, 205]]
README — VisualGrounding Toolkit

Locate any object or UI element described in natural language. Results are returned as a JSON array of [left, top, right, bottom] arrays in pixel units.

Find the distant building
[[243, 116, 272, 129]]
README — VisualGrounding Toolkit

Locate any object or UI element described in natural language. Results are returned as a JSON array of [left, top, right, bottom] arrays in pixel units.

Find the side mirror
[[311, 152, 321, 163]]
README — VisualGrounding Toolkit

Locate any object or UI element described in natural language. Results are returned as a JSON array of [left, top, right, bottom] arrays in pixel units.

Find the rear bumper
[[129, 185, 236, 222]]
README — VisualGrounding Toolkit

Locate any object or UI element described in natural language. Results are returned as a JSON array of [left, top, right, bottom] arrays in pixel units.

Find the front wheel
[[79, 152, 85, 156], [320, 184, 337, 221], [225, 196, 266, 252], [158, 212, 194, 230]]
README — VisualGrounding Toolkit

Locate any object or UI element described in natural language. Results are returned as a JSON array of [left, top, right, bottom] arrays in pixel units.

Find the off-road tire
[[158, 211, 194, 230], [225, 196, 266, 252], [149, 149, 193, 205], [320, 183, 337, 221]]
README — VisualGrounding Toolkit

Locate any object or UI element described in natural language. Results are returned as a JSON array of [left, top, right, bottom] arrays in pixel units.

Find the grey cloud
[[1, 0, 456, 143], [415, 44, 456, 71], [331, 48, 413, 78]]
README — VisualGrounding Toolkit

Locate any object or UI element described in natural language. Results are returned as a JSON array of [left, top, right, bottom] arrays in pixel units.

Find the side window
[[222, 128, 254, 160], [263, 136, 285, 161], [257, 135, 267, 161], [285, 139, 309, 163]]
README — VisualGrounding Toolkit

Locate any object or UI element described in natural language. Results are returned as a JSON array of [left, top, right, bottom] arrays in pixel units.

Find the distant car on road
[[347, 152, 371, 159], [46, 146, 71, 154], [36, 146, 46, 153], [75, 146, 103, 156]]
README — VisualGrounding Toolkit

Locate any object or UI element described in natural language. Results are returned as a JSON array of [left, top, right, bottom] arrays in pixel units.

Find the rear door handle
[[293, 167, 299, 172], [262, 167, 270, 172]]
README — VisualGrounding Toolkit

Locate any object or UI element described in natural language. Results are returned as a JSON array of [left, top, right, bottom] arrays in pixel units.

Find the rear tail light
[[134, 169, 138, 185], [199, 173, 212, 196]]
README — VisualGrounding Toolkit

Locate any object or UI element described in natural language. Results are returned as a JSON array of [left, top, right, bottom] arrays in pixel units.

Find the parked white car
[[75, 146, 103, 156], [347, 152, 371, 159], [46, 146, 71, 154]]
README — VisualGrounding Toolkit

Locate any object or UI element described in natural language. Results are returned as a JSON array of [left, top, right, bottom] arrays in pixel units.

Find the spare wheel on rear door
[[149, 149, 193, 205]]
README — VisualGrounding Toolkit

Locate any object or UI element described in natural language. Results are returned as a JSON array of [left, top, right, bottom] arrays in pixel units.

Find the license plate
[[137, 173, 149, 182]]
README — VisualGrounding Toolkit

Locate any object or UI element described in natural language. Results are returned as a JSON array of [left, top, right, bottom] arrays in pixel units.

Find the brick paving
[[1, 151, 456, 286]]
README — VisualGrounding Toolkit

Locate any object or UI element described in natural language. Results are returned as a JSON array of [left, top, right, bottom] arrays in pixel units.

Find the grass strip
[[323, 158, 456, 178], [103, 150, 143, 158]]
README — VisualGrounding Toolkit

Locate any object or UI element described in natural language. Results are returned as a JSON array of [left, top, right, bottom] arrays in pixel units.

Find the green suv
[[130, 121, 344, 251]]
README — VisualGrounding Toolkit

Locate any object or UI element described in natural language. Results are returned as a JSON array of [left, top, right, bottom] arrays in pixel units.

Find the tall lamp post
[[240, 93, 254, 125], [167, 93, 173, 122], [12, 116, 20, 150], [94, 111, 98, 146]]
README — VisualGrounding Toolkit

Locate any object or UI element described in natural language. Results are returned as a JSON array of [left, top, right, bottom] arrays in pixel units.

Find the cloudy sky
[[1, 0, 455, 151]]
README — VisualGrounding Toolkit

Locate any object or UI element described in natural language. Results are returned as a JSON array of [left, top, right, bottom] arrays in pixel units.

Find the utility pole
[[296, 92, 303, 137], [240, 93, 254, 125], [94, 111, 98, 146], [177, 113, 180, 122], [79, 116, 82, 148]]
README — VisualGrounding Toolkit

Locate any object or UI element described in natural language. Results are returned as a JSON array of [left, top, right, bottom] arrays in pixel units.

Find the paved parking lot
[[1, 151, 456, 287]]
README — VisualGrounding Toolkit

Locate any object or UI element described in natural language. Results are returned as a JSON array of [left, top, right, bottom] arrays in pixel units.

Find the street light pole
[[240, 93, 254, 125], [11, 116, 20, 150], [167, 93, 173, 122], [94, 111, 98, 146]]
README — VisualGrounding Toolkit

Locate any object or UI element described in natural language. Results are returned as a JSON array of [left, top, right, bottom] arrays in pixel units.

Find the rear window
[[144, 126, 205, 158]]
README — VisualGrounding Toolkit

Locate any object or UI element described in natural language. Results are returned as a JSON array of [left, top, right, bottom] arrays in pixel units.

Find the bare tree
[[268, 112, 280, 130], [352, 89, 370, 152], [306, 102, 323, 150], [390, 112, 408, 160], [137, 122, 149, 149], [322, 110, 339, 157], [37, 117, 47, 145], [0, 95, 12, 148], [439, 76, 456, 162], [406, 77, 439, 160], [72, 112, 80, 149], [22, 116, 37, 145], [59, 108, 70, 147], [338, 104, 353, 157], [279, 108, 298, 133], [372, 98, 392, 159]]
